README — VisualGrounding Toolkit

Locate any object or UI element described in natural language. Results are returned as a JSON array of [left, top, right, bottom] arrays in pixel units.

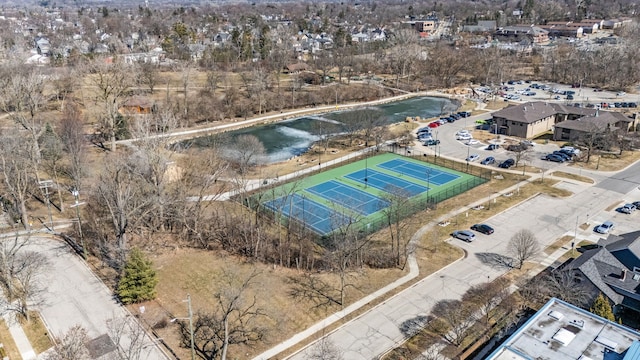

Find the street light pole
[[187, 294, 195, 360], [38, 180, 54, 231], [71, 189, 86, 259]]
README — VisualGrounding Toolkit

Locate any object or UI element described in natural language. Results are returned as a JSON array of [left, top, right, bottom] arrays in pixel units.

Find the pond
[[184, 96, 458, 163]]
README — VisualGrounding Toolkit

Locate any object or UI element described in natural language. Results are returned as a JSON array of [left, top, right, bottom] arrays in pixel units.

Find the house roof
[[600, 230, 640, 270], [561, 247, 625, 304], [492, 101, 557, 123], [554, 112, 620, 131]]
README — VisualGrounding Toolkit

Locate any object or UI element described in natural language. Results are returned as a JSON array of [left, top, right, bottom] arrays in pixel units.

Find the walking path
[[2, 313, 36, 360]]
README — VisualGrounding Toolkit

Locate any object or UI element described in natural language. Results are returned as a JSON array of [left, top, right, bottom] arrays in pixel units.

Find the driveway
[[26, 237, 168, 359], [283, 160, 640, 360]]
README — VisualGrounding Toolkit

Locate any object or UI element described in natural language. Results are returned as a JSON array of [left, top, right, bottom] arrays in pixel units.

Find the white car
[[617, 91, 626, 96], [456, 133, 473, 141], [466, 154, 480, 162], [595, 221, 614, 234], [456, 129, 470, 136], [466, 139, 480, 145]]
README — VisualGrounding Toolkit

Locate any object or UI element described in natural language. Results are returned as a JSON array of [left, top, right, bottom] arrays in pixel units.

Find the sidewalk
[[2, 313, 36, 360]]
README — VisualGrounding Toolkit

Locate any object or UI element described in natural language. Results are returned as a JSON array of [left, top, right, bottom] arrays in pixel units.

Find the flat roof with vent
[[486, 298, 640, 360]]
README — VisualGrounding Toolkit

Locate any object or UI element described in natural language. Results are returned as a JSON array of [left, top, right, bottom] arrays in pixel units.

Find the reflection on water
[[184, 96, 458, 163]]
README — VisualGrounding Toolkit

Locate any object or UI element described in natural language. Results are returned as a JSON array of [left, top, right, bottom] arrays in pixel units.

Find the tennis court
[[378, 158, 459, 185], [264, 194, 350, 235], [256, 153, 486, 236], [307, 180, 388, 216], [345, 169, 427, 197]]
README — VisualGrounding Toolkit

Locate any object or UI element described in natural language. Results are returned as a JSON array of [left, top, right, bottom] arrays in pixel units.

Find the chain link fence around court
[[240, 146, 490, 238]]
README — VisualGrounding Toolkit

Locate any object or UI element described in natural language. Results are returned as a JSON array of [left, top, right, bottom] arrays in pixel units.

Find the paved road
[[26, 237, 169, 360]]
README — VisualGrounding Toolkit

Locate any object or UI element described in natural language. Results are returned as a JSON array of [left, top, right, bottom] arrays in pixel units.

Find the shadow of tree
[[399, 315, 433, 337], [475, 252, 515, 270]]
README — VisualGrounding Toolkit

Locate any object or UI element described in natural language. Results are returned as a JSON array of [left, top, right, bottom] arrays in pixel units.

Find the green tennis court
[[258, 152, 486, 236]]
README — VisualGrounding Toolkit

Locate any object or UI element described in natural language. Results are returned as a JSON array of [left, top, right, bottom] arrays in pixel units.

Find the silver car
[[595, 221, 614, 234], [452, 230, 476, 242]]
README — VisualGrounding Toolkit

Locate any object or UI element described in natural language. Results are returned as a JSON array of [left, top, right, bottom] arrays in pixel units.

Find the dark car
[[486, 144, 500, 151], [481, 156, 496, 165], [423, 139, 441, 146], [545, 154, 565, 162], [458, 111, 471, 118], [552, 151, 571, 161], [498, 159, 515, 168], [471, 224, 495, 235], [632, 201, 640, 208]]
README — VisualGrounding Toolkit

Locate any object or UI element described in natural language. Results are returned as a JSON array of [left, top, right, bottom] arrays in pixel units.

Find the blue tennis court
[[264, 194, 351, 235], [378, 159, 460, 185], [344, 169, 427, 197], [307, 180, 389, 216]]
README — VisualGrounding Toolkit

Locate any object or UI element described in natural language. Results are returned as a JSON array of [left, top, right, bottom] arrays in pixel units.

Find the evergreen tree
[[117, 248, 158, 304], [590, 293, 615, 321]]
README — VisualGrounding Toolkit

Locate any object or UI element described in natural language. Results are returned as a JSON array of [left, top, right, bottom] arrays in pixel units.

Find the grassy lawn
[[21, 312, 53, 354], [544, 235, 574, 255], [0, 319, 21, 360], [572, 151, 640, 172], [550, 171, 595, 184]]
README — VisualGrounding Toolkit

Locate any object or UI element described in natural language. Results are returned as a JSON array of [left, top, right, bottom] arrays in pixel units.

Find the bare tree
[[427, 299, 476, 346], [507, 229, 540, 269], [0, 130, 36, 229], [462, 278, 511, 327], [137, 62, 160, 94], [92, 155, 155, 264], [381, 186, 414, 268], [106, 315, 149, 360], [0, 234, 50, 321], [59, 101, 88, 192], [227, 134, 265, 177], [307, 336, 343, 360], [89, 59, 133, 151], [177, 269, 268, 360], [47, 325, 91, 360], [544, 270, 592, 308]]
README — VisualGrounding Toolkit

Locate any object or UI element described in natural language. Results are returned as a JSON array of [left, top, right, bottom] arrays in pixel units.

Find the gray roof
[[550, 103, 597, 116], [553, 116, 617, 132], [601, 231, 640, 270], [492, 101, 557, 123], [562, 247, 625, 304]]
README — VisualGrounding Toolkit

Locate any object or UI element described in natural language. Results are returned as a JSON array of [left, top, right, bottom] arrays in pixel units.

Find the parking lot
[[475, 81, 640, 109]]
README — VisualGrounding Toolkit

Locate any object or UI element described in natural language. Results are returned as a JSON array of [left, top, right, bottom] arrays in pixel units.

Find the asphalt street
[[26, 237, 169, 359]]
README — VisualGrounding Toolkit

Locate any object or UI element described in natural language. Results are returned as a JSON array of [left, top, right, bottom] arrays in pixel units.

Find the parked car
[[456, 133, 473, 141], [428, 122, 440, 128], [471, 224, 494, 235], [481, 156, 496, 165], [458, 111, 471, 117], [633, 201, 640, 208], [561, 146, 581, 155], [544, 154, 565, 162], [452, 230, 475, 242], [423, 139, 440, 146], [456, 129, 470, 136], [466, 154, 480, 162], [552, 151, 571, 161], [617, 91, 627, 96], [566, 94, 574, 100], [466, 139, 480, 145], [486, 144, 500, 151], [417, 127, 431, 134], [595, 221, 614, 234], [619, 203, 636, 214], [498, 159, 515, 168]]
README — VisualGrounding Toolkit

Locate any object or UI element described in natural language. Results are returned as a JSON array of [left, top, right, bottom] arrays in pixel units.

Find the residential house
[[602, 18, 631, 29], [540, 22, 584, 38], [494, 26, 549, 44], [35, 37, 51, 56], [486, 298, 640, 360], [491, 102, 595, 138], [553, 231, 640, 314], [553, 111, 633, 141]]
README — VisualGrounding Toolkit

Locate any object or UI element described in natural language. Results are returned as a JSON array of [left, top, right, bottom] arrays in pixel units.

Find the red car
[[428, 122, 440, 128]]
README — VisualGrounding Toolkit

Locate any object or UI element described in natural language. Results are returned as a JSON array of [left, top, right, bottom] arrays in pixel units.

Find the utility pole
[[38, 180, 54, 231], [70, 189, 86, 259]]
